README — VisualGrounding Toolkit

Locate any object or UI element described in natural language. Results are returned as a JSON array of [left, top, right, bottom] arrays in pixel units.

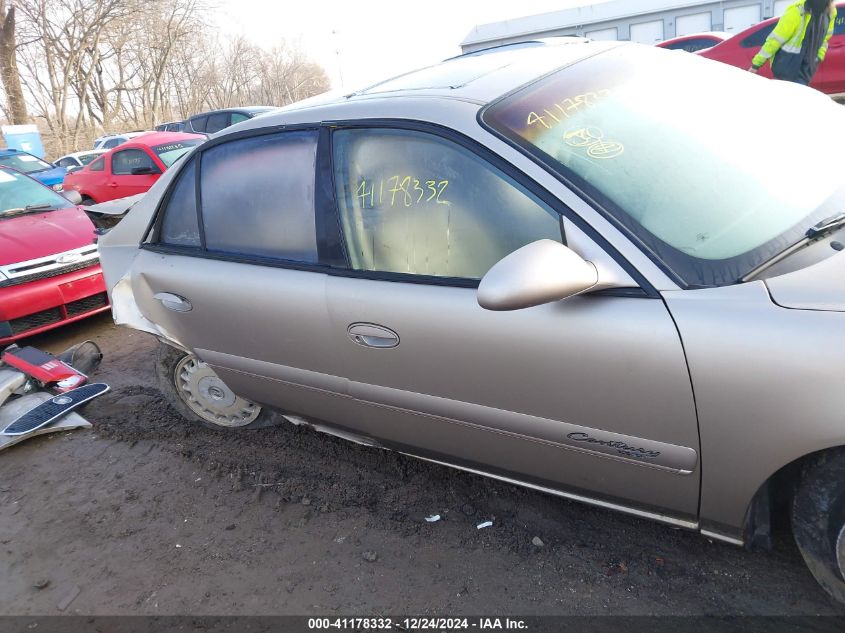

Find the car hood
[[766, 251, 845, 312], [0, 206, 95, 266], [31, 165, 67, 187]]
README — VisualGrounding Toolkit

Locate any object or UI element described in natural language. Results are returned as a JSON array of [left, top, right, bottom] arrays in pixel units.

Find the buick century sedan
[[96, 39, 845, 602]]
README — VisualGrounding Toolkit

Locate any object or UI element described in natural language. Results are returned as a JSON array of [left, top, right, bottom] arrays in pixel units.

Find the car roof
[[59, 149, 108, 159], [115, 131, 205, 148], [189, 106, 276, 119], [272, 38, 619, 119], [0, 148, 36, 157]]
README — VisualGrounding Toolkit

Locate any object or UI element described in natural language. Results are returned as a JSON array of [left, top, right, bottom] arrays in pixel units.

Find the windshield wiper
[[1, 203, 55, 218], [805, 212, 845, 239], [742, 211, 845, 281]]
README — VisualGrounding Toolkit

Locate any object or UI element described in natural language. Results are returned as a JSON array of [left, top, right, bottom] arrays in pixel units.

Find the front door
[[109, 148, 160, 199], [326, 126, 701, 520]]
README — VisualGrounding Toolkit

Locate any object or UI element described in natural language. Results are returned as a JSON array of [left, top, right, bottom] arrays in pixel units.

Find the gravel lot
[[1, 313, 844, 616]]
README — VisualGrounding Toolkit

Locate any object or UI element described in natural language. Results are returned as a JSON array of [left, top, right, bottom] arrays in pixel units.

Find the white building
[[461, 0, 795, 52]]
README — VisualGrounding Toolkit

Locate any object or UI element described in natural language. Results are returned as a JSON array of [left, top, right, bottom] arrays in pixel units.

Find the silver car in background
[[96, 39, 845, 602]]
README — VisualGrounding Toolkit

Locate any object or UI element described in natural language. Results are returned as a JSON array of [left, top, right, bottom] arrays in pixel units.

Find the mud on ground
[[0, 313, 843, 615]]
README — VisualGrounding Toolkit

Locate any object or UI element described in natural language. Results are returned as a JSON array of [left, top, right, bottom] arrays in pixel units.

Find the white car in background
[[92, 132, 148, 151], [53, 149, 107, 173]]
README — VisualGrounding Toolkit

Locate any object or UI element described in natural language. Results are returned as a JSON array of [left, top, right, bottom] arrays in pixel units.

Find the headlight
[[52, 184, 63, 192]]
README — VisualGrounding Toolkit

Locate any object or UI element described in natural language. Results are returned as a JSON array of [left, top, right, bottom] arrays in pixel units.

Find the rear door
[[324, 124, 701, 521], [127, 128, 357, 430]]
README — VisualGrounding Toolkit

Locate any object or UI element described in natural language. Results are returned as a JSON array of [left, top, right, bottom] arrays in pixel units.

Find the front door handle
[[107, 183, 119, 188], [153, 292, 192, 312], [347, 323, 399, 349]]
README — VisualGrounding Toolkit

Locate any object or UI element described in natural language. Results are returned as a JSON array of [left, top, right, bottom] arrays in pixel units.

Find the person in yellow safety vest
[[749, 0, 837, 85]]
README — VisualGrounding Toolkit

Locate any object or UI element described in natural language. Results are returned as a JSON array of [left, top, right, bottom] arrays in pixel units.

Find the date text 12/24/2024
[[307, 617, 528, 630]]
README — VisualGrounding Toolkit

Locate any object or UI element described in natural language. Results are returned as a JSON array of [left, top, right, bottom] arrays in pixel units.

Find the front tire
[[155, 343, 273, 430], [792, 449, 845, 604]]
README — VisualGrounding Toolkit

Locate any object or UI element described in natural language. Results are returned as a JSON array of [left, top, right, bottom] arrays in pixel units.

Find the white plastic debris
[[476, 520, 493, 529], [425, 514, 441, 523]]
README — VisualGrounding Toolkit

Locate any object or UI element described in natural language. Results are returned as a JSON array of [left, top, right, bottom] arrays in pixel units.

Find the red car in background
[[657, 32, 729, 52], [64, 131, 204, 204], [0, 168, 108, 345], [699, 3, 845, 96]]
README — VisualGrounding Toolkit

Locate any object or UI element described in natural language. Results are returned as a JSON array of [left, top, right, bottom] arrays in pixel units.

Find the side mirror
[[63, 189, 83, 205], [477, 240, 599, 311]]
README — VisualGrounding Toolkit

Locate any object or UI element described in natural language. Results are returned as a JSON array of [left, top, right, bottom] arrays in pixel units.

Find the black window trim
[[142, 118, 657, 298]]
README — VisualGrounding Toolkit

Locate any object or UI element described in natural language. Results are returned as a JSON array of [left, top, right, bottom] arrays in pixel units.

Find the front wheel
[[792, 449, 845, 604], [155, 343, 273, 430]]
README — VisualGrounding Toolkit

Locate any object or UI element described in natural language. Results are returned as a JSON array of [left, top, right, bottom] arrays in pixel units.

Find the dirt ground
[[1, 313, 844, 617]]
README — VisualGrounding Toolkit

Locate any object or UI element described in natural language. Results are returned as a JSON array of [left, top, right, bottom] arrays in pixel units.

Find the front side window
[[332, 128, 562, 280], [112, 149, 157, 175], [200, 131, 318, 262], [231, 113, 249, 125], [482, 45, 845, 286], [89, 157, 105, 172]]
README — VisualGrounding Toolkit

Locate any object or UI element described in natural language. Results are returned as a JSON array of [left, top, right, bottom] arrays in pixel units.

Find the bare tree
[[0, 0, 28, 123], [8, 0, 331, 156]]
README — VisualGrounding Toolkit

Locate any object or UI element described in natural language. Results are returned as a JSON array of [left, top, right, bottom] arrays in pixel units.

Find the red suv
[[64, 132, 203, 204], [699, 4, 845, 96], [0, 168, 109, 345]]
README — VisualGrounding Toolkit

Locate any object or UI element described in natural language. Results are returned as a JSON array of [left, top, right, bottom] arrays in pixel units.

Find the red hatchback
[[64, 132, 204, 204], [699, 3, 845, 96], [0, 168, 108, 345]]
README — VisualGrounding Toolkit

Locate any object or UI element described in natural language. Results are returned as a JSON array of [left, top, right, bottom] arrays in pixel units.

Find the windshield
[[153, 140, 202, 167], [481, 45, 845, 287], [0, 169, 72, 217], [0, 152, 53, 174]]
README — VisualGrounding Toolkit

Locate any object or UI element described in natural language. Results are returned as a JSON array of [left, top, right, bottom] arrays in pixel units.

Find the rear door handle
[[153, 292, 192, 312], [347, 323, 399, 348], [107, 183, 119, 187]]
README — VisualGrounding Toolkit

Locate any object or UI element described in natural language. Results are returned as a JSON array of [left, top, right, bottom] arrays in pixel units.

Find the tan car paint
[[97, 44, 845, 547]]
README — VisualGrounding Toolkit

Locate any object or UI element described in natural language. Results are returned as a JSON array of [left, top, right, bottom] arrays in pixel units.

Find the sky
[[216, 0, 593, 92]]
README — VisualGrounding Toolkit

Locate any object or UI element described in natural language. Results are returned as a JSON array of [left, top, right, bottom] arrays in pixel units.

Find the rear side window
[[190, 115, 208, 133], [332, 128, 562, 280], [741, 23, 775, 48], [103, 138, 123, 149], [836, 13, 845, 35], [112, 149, 157, 175], [200, 131, 318, 262], [205, 112, 230, 134], [663, 37, 719, 52], [89, 157, 105, 172], [159, 159, 199, 247]]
